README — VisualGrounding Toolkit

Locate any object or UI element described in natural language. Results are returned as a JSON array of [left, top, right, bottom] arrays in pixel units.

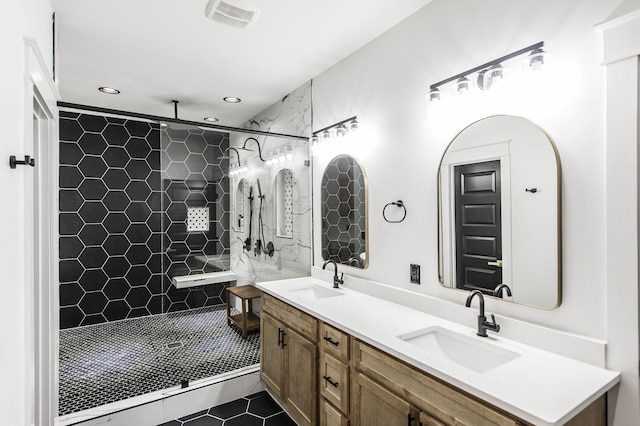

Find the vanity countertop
[[256, 276, 620, 426]]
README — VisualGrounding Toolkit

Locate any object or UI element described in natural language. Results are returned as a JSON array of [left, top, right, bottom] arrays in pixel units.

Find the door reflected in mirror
[[321, 154, 368, 269], [438, 115, 561, 309]]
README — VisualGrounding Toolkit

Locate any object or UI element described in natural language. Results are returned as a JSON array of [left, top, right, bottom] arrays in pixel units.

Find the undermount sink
[[288, 285, 344, 300], [397, 326, 520, 373]]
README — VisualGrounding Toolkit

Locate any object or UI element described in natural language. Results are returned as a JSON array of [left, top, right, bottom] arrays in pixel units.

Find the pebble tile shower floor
[[59, 305, 260, 415]]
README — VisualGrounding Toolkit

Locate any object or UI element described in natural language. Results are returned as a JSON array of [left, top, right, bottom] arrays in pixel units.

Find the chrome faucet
[[493, 284, 512, 298], [465, 290, 500, 337], [322, 259, 344, 289]]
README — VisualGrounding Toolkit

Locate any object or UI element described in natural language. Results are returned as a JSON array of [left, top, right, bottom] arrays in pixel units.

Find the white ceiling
[[52, 0, 432, 127]]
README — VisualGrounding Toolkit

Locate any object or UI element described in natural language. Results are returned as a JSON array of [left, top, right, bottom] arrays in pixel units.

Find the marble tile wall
[[229, 81, 313, 285]]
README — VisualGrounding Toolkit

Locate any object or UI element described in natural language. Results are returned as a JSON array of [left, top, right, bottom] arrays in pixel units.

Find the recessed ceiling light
[[223, 96, 241, 103], [204, 117, 219, 122], [98, 86, 120, 94]]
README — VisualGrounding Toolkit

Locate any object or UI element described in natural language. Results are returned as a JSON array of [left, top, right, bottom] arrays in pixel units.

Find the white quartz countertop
[[256, 277, 620, 426]]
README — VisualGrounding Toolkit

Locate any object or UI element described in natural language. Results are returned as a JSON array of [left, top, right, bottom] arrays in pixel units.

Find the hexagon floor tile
[[159, 391, 295, 426], [58, 305, 259, 416]]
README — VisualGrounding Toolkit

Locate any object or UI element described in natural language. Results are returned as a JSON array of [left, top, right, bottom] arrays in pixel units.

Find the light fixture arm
[[242, 137, 266, 162], [429, 41, 544, 91]]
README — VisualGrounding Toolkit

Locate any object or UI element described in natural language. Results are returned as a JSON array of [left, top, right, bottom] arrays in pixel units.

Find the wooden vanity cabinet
[[261, 294, 318, 426], [351, 339, 606, 426], [260, 293, 606, 426], [352, 338, 521, 426]]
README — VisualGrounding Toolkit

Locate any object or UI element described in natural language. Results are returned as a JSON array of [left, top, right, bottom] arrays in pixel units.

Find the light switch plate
[[410, 264, 420, 284]]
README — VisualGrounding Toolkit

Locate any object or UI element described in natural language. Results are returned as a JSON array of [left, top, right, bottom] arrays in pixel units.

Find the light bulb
[[348, 119, 359, 132], [266, 154, 273, 167], [336, 125, 347, 138], [454, 76, 474, 94], [285, 147, 293, 161], [278, 149, 286, 163], [429, 88, 442, 102], [526, 48, 549, 72], [322, 129, 331, 141]]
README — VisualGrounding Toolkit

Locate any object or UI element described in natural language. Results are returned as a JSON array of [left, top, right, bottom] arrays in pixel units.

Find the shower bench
[[226, 285, 262, 338]]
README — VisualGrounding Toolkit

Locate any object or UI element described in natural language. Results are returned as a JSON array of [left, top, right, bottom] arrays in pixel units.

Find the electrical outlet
[[410, 264, 420, 284]]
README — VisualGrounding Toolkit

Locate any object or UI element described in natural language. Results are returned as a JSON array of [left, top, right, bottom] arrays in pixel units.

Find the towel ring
[[383, 200, 406, 223]]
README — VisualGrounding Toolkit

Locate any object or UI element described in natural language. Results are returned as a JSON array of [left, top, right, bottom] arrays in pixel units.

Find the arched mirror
[[274, 168, 295, 239], [438, 115, 561, 309], [321, 154, 368, 269]]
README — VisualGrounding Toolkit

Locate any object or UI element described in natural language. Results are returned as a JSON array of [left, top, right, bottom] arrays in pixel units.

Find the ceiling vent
[[205, 0, 261, 29]]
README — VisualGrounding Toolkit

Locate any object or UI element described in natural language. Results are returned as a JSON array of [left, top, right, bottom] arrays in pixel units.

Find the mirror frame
[[437, 115, 562, 309], [321, 154, 369, 269]]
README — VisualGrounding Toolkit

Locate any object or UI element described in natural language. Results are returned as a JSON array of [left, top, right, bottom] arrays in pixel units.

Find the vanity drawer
[[262, 293, 318, 341], [353, 339, 519, 426], [320, 322, 350, 361], [320, 398, 349, 426], [320, 351, 350, 415]]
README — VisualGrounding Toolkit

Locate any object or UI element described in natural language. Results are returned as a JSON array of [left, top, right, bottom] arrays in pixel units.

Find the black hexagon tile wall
[[59, 111, 231, 329]]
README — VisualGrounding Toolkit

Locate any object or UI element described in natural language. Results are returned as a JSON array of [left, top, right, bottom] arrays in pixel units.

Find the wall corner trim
[[596, 8, 640, 65], [24, 37, 61, 101]]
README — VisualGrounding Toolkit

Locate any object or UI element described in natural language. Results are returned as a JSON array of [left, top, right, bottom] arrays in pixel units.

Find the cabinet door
[[260, 313, 284, 396], [419, 411, 447, 426], [285, 327, 318, 426], [352, 372, 414, 426], [321, 398, 350, 426]]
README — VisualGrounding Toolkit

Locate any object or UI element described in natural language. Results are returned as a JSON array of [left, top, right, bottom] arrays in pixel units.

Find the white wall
[[0, 0, 54, 424], [313, 0, 613, 337], [313, 0, 640, 421]]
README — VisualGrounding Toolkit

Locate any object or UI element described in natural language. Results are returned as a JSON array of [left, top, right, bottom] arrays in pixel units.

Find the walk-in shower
[[57, 110, 311, 421]]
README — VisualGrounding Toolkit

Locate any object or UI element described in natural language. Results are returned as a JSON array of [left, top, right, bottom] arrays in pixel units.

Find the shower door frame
[[24, 38, 61, 425]]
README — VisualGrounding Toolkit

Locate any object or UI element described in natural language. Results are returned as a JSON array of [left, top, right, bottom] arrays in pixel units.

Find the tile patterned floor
[[159, 391, 296, 426], [59, 305, 260, 415]]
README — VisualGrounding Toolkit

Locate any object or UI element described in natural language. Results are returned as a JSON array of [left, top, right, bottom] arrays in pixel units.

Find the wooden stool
[[226, 285, 262, 338]]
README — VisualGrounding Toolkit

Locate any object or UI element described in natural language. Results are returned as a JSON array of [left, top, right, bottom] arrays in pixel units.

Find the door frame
[[439, 141, 512, 291], [24, 37, 60, 425]]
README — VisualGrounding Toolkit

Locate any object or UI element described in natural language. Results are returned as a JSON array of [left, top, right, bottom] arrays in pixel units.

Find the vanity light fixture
[[428, 41, 547, 102], [310, 116, 359, 151], [98, 86, 120, 94], [223, 96, 241, 103], [266, 146, 294, 167]]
